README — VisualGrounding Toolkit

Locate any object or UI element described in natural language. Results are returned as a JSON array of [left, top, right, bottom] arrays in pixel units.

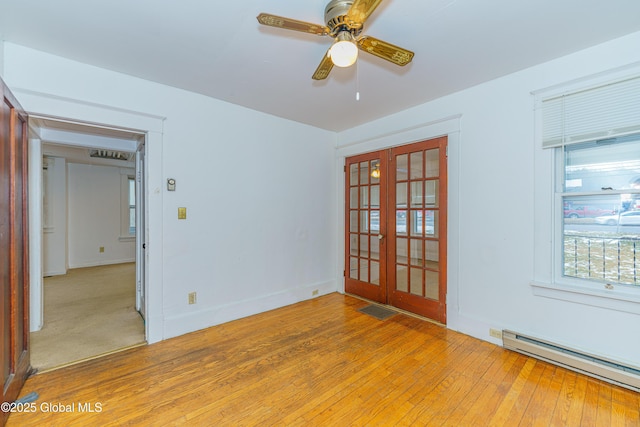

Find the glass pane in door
[[349, 187, 358, 209], [397, 265, 408, 292], [349, 257, 358, 279], [425, 271, 439, 300], [360, 161, 370, 185], [350, 164, 359, 186], [350, 211, 358, 232], [410, 151, 423, 179], [425, 149, 439, 177], [371, 261, 380, 285], [397, 154, 408, 180]]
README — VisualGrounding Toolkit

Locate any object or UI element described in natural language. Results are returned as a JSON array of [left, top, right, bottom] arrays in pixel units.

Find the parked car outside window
[[595, 210, 640, 225], [563, 206, 615, 218]]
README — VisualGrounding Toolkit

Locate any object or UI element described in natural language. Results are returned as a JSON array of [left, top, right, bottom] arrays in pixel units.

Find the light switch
[[178, 207, 187, 219]]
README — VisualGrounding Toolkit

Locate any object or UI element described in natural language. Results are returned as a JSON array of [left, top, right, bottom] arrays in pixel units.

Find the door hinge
[[344, 165, 346, 173], [446, 146, 449, 157], [343, 270, 346, 277]]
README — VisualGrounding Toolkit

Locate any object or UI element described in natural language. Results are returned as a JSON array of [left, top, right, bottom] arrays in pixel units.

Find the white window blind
[[541, 75, 640, 148]]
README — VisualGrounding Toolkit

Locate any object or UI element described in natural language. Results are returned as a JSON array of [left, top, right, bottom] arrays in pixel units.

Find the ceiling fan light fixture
[[258, 1, 414, 80], [328, 31, 358, 67]]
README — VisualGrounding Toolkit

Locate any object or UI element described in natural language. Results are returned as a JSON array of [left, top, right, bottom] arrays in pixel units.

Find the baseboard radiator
[[502, 330, 640, 392]]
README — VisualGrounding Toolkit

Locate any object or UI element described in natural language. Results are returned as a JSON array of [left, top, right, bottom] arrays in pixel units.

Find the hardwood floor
[[7, 293, 639, 426]]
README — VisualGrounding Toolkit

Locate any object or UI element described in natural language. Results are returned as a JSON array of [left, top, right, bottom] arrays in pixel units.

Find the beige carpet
[[31, 263, 146, 372]]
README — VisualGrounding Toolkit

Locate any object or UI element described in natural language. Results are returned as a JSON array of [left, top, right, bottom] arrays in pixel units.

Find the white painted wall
[[42, 156, 67, 276], [5, 29, 640, 368], [337, 31, 640, 367], [67, 163, 135, 268], [0, 36, 4, 77], [3, 43, 337, 342]]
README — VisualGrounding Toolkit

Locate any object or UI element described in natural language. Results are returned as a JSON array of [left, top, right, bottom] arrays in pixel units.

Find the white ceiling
[[1, 0, 640, 132]]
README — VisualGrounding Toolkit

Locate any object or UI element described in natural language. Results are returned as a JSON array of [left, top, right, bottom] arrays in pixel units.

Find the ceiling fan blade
[[257, 13, 330, 36], [357, 36, 414, 66], [346, 0, 384, 26], [312, 50, 334, 80]]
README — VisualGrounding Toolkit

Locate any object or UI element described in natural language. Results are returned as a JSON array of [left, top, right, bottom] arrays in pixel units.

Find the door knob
[[378, 234, 384, 240]]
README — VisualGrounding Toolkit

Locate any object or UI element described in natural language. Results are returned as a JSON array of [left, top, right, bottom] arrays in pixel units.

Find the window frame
[[119, 169, 136, 241], [42, 156, 54, 233], [531, 66, 640, 315]]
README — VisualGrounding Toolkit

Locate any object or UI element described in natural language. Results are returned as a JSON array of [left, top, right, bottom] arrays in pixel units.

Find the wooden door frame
[[1, 77, 30, 426], [343, 137, 448, 324]]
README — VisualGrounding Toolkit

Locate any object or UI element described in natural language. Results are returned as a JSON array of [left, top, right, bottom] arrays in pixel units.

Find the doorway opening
[[29, 117, 148, 371], [345, 137, 448, 323]]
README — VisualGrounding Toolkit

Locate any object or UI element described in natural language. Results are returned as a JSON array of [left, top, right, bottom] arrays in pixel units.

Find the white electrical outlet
[[489, 328, 502, 339]]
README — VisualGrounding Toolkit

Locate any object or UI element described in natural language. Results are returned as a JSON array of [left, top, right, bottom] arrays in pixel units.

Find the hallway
[[31, 263, 145, 371]]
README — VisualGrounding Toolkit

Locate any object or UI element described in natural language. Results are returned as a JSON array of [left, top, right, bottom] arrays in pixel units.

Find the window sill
[[118, 236, 135, 243], [530, 281, 640, 315]]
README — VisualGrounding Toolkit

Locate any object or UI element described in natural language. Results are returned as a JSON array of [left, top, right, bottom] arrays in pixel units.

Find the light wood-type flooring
[[8, 293, 640, 426]]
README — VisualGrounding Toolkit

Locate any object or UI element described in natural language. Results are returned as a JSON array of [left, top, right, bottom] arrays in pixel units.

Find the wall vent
[[502, 330, 640, 392], [88, 149, 132, 161]]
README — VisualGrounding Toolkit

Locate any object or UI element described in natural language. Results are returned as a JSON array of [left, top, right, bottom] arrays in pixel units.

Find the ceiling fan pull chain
[[356, 59, 361, 101]]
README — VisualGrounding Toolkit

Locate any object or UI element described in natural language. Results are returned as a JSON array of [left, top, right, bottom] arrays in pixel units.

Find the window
[[128, 177, 136, 235], [120, 171, 136, 240], [533, 69, 640, 311], [42, 156, 53, 231], [558, 135, 640, 287]]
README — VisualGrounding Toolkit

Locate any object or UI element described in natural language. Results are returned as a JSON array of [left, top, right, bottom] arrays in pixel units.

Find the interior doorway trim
[[16, 88, 165, 344], [344, 137, 448, 322], [336, 115, 462, 330], [29, 118, 144, 333]]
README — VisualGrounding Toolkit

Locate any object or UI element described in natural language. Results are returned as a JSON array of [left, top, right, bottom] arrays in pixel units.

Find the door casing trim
[[336, 115, 462, 330]]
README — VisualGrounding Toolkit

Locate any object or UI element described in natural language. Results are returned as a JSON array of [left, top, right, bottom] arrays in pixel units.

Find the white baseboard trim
[[163, 280, 337, 340], [43, 269, 67, 277], [68, 258, 135, 269], [452, 311, 505, 346]]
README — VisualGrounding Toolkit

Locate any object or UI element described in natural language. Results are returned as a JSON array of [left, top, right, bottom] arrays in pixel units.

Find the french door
[[345, 137, 447, 323]]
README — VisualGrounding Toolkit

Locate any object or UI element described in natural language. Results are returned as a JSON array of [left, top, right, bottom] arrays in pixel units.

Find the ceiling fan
[[257, 0, 414, 80]]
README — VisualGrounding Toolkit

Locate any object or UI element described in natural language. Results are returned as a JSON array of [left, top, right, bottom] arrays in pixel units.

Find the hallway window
[[120, 172, 136, 239], [42, 156, 53, 231], [128, 177, 136, 235]]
